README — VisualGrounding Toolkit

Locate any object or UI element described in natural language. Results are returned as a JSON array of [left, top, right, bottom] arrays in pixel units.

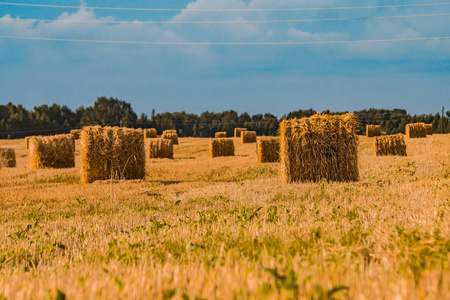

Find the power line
[[0, 35, 449, 45], [1, 2, 450, 12], [2, 12, 450, 24]]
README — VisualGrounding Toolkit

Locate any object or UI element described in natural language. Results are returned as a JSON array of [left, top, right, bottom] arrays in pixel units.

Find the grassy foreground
[[0, 135, 449, 299]]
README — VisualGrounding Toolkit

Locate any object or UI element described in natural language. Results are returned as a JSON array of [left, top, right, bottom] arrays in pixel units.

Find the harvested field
[[0, 134, 449, 299]]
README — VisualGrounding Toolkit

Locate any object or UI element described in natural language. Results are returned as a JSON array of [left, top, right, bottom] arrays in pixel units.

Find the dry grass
[[366, 125, 381, 137], [280, 114, 358, 183], [80, 126, 145, 184], [148, 139, 173, 159], [374, 134, 407, 156], [0, 134, 449, 299], [257, 137, 280, 163], [209, 138, 235, 157]]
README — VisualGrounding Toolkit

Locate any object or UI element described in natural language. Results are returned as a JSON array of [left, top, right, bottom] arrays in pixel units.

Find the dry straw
[[70, 129, 81, 140], [257, 137, 280, 163], [279, 113, 359, 183], [366, 125, 381, 137], [0, 148, 16, 168], [80, 126, 145, 184], [162, 130, 179, 145], [29, 134, 75, 169], [241, 131, 257, 143], [381, 131, 387, 136], [234, 128, 247, 138], [149, 139, 173, 159], [424, 124, 433, 135], [209, 138, 235, 158], [25, 136, 31, 150], [215, 131, 227, 138], [145, 128, 157, 138], [405, 123, 427, 138], [374, 134, 407, 156]]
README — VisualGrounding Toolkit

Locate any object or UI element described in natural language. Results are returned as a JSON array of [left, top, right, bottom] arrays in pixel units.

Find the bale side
[[241, 131, 257, 143], [29, 135, 75, 169], [149, 139, 173, 159], [234, 128, 247, 138], [366, 125, 381, 137], [374, 134, 407, 156], [145, 128, 157, 138], [425, 124, 433, 135], [406, 123, 427, 138], [0, 148, 16, 168], [210, 138, 235, 158], [280, 113, 358, 183], [162, 130, 179, 145], [80, 126, 145, 183], [257, 137, 280, 163], [215, 132, 227, 138], [70, 129, 81, 140]]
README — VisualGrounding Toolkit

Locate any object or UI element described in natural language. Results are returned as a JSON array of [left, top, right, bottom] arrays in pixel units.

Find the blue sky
[[0, 0, 449, 117]]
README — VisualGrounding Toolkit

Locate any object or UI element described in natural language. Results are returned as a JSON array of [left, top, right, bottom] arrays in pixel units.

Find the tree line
[[1, 97, 449, 139]]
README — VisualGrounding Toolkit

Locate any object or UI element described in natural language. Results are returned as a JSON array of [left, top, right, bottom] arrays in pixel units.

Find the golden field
[[0, 135, 449, 299]]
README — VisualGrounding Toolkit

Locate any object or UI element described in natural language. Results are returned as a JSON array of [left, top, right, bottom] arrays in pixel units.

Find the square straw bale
[[161, 130, 179, 145], [28, 134, 75, 169], [149, 139, 173, 159], [366, 125, 381, 137], [215, 131, 227, 138], [145, 128, 157, 138], [280, 113, 359, 183], [424, 124, 433, 135], [80, 126, 145, 183], [234, 128, 247, 138], [381, 132, 387, 136], [374, 134, 407, 156], [210, 138, 235, 158], [0, 148, 16, 168], [405, 123, 427, 138], [70, 129, 81, 140], [241, 131, 257, 143], [257, 137, 280, 163]]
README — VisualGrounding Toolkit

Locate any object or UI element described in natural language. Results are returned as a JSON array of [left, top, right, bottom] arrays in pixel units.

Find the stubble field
[[0, 135, 449, 299]]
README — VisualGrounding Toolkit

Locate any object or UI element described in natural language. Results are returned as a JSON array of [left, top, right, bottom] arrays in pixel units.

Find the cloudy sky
[[0, 0, 449, 116]]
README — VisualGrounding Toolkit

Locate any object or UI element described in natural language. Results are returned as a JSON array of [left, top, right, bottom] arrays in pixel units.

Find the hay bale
[[149, 139, 173, 159], [162, 130, 178, 145], [374, 134, 407, 156], [381, 131, 387, 136], [257, 137, 280, 163], [70, 129, 81, 140], [80, 126, 145, 183], [405, 123, 427, 138], [0, 148, 16, 168], [145, 128, 157, 138], [234, 128, 247, 138], [424, 124, 433, 135], [366, 125, 381, 137], [215, 131, 227, 138], [280, 113, 358, 183], [29, 135, 75, 169], [241, 131, 257, 143], [209, 138, 235, 158]]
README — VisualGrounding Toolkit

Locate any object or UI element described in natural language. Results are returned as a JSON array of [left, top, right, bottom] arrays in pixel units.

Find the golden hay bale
[[280, 113, 358, 183], [241, 131, 257, 143], [424, 124, 433, 135], [70, 129, 81, 140], [366, 125, 381, 137], [257, 137, 280, 163], [0, 148, 16, 168], [209, 138, 235, 158], [381, 131, 387, 136], [215, 131, 227, 138], [162, 130, 179, 145], [405, 123, 427, 138], [29, 135, 75, 169], [80, 126, 145, 184], [374, 134, 407, 156], [144, 128, 157, 138], [234, 128, 247, 138], [149, 139, 173, 159]]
